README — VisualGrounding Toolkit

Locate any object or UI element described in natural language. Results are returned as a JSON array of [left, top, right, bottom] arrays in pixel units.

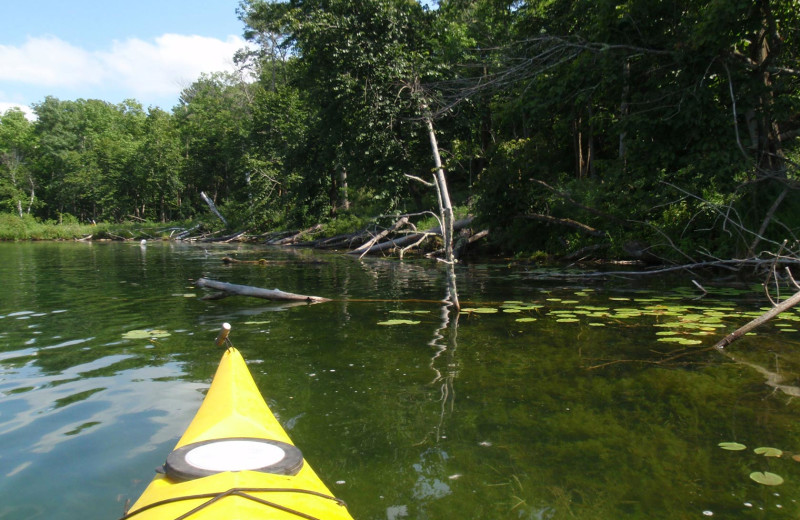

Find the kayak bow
[[122, 341, 355, 520]]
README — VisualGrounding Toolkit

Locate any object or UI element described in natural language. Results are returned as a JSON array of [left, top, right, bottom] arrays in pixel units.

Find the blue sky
[[1, 0, 248, 116]]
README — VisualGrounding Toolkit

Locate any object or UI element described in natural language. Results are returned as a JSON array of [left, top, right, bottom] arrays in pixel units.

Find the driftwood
[[520, 257, 800, 280], [201, 231, 248, 243], [355, 216, 475, 255], [426, 228, 489, 259], [270, 224, 324, 245], [317, 233, 369, 249], [349, 217, 410, 258], [221, 257, 323, 266], [714, 289, 800, 349], [263, 230, 300, 244], [222, 257, 271, 265], [196, 278, 330, 303]]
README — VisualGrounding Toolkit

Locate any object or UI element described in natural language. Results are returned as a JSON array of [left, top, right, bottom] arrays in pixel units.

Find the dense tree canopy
[[1, 0, 798, 261]]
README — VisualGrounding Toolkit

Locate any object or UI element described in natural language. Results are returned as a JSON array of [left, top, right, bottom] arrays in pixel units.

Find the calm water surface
[[2, 241, 800, 519]]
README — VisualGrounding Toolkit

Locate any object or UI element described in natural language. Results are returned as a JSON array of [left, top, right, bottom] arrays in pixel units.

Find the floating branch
[[714, 289, 800, 349], [196, 278, 330, 303]]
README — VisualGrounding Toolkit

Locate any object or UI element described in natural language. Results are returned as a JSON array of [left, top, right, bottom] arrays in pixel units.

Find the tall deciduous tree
[[240, 0, 438, 216], [0, 109, 37, 217], [174, 73, 253, 212], [131, 108, 186, 222]]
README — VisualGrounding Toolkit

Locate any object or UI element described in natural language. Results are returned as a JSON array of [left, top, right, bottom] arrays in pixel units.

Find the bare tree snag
[[423, 110, 459, 310], [200, 191, 228, 227], [271, 224, 324, 245], [357, 217, 474, 255], [349, 216, 409, 258], [714, 289, 800, 350], [196, 278, 330, 303], [427, 229, 489, 259]]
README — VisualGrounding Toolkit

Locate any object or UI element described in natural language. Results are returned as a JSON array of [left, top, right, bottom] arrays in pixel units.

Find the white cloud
[[0, 34, 247, 109], [0, 36, 99, 87], [0, 102, 36, 120], [98, 34, 246, 99]]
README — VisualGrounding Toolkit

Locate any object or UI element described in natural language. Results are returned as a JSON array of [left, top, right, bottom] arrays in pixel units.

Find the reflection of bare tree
[[421, 300, 460, 444]]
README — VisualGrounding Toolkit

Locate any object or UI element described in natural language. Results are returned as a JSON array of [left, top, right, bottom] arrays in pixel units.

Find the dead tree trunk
[[714, 288, 800, 350], [355, 217, 474, 255], [424, 112, 460, 310], [348, 216, 409, 257], [200, 191, 228, 227], [196, 278, 330, 303]]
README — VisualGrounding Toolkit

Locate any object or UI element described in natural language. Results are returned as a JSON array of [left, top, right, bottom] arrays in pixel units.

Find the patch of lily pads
[[381, 286, 800, 347], [377, 319, 421, 326], [122, 329, 171, 340], [717, 442, 800, 486]]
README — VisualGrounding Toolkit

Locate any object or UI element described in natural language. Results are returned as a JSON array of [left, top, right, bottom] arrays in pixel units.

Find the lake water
[[2, 241, 800, 519]]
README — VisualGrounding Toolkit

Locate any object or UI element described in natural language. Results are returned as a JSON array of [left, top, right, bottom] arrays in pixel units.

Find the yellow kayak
[[122, 327, 355, 520]]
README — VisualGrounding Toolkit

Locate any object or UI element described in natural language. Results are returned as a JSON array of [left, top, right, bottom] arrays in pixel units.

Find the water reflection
[[2, 242, 800, 519], [425, 305, 459, 444]]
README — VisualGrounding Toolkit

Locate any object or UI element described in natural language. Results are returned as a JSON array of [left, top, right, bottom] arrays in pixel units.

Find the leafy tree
[[0, 109, 37, 217], [174, 73, 253, 214], [130, 108, 186, 221], [240, 0, 440, 220], [469, 0, 800, 258]]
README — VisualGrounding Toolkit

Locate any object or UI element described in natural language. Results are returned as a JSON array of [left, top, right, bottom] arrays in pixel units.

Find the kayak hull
[[124, 347, 354, 520]]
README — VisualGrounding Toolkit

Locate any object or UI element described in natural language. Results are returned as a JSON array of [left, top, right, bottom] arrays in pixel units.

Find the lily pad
[[718, 442, 747, 451], [466, 307, 499, 314], [754, 447, 783, 457], [749, 471, 784, 486], [122, 329, 171, 340], [656, 337, 702, 345], [516, 317, 538, 323], [513, 305, 544, 311], [377, 319, 421, 326]]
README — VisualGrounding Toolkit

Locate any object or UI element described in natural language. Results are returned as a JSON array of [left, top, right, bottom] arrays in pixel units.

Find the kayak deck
[[123, 347, 355, 520]]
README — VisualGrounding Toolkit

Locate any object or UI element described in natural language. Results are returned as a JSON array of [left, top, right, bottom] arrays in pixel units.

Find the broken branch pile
[[280, 215, 484, 258]]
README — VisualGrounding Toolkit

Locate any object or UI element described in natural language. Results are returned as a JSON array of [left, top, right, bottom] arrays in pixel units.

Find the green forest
[[1, 0, 798, 262]]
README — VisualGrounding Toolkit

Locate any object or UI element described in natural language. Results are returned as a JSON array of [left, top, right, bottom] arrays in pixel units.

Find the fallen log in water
[[355, 216, 475, 255], [196, 278, 330, 303], [348, 216, 410, 258], [270, 224, 324, 245]]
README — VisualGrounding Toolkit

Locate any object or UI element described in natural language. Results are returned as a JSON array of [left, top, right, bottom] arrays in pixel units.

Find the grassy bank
[[0, 213, 194, 241]]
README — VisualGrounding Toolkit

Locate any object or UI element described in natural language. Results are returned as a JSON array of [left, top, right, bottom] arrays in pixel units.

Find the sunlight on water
[[1, 241, 800, 519]]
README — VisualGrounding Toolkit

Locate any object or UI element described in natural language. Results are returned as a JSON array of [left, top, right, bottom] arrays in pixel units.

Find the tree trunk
[[354, 217, 474, 255], [200, 191, 228, 227], [196, 278, 330, 303], [574, 117, 583, 178], [348, 216, 409, 257], [751, 1, 785, 174], [619, 59, 630, 165], [339, 167, 350, 211], [424, 114, 460, 310]]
